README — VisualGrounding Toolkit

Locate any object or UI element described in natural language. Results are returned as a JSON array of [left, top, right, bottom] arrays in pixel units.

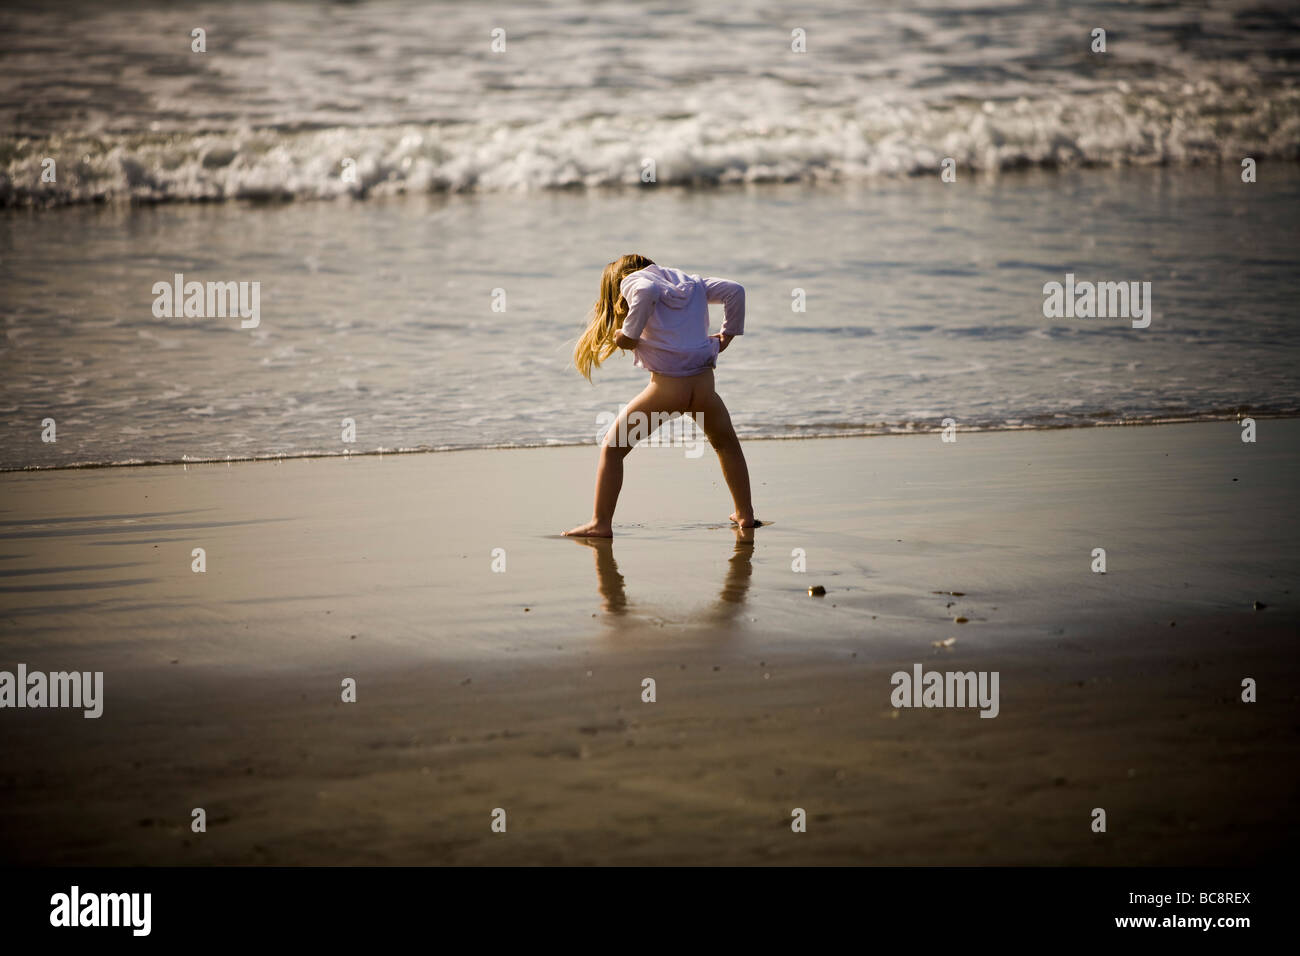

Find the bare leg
[[563, 380, 684, 537], [692, 388, 758, 527]]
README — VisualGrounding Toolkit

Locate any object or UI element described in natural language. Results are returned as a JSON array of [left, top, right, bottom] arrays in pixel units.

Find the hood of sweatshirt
[[627, 264, 698, 309]]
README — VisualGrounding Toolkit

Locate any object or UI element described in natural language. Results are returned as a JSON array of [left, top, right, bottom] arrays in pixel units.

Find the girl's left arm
[[703, 277, 745, 337]]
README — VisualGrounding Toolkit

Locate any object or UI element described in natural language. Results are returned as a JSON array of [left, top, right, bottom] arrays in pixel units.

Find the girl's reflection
[[570, 527, 755, 622]]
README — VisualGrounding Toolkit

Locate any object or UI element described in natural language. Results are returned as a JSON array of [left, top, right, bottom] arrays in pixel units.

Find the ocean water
[[3, 0, 1299, 202], [1, 1, 1298, 469]]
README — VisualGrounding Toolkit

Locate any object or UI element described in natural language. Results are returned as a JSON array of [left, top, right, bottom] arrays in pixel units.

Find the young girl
[[564, 254, 758, 537]]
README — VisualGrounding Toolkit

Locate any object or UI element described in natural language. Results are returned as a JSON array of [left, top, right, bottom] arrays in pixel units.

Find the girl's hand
[[711, 333, 735, 352]]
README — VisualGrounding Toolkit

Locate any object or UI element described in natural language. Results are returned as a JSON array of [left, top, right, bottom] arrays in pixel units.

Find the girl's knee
[[601, 437, 634, 460], [708, 427, 740, 452]]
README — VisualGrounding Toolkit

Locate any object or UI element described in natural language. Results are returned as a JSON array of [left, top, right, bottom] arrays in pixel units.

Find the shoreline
[[3, 412, 1295, 475]]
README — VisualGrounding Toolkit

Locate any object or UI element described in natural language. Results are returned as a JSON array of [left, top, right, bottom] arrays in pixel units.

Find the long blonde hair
[[573, 253, 655, 381]]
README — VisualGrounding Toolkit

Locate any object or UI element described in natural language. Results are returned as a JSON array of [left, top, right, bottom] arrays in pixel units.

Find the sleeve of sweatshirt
[[703, 277, 745, 336], [619, 274, 657, 339]]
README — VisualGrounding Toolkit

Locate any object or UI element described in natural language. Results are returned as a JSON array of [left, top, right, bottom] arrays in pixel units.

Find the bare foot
[[563, 520, 613, 537], [729, 512, 762, 528]]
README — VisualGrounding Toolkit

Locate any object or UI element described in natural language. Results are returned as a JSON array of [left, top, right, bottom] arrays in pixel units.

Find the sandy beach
[[1, 420, 1295, 865]]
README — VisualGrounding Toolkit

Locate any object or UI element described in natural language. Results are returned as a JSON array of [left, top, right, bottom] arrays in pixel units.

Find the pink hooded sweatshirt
[[618, 265, 745, 377]]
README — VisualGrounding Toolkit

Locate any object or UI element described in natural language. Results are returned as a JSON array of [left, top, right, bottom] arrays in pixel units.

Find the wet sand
[[1, 421, 1296, 864]]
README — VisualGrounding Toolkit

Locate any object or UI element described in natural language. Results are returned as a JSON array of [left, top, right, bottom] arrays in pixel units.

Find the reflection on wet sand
[[570, 528, 755, 622]]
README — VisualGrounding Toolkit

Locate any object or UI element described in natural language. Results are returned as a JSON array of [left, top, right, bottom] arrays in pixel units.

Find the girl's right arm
[[617, 273, 657, 349]]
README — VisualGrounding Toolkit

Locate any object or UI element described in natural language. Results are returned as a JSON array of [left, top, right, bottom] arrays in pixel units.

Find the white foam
[[4, 79, 1296, 207]]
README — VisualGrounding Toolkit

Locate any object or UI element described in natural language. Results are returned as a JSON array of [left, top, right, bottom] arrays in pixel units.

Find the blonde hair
[[573, 253, 655, 381]]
